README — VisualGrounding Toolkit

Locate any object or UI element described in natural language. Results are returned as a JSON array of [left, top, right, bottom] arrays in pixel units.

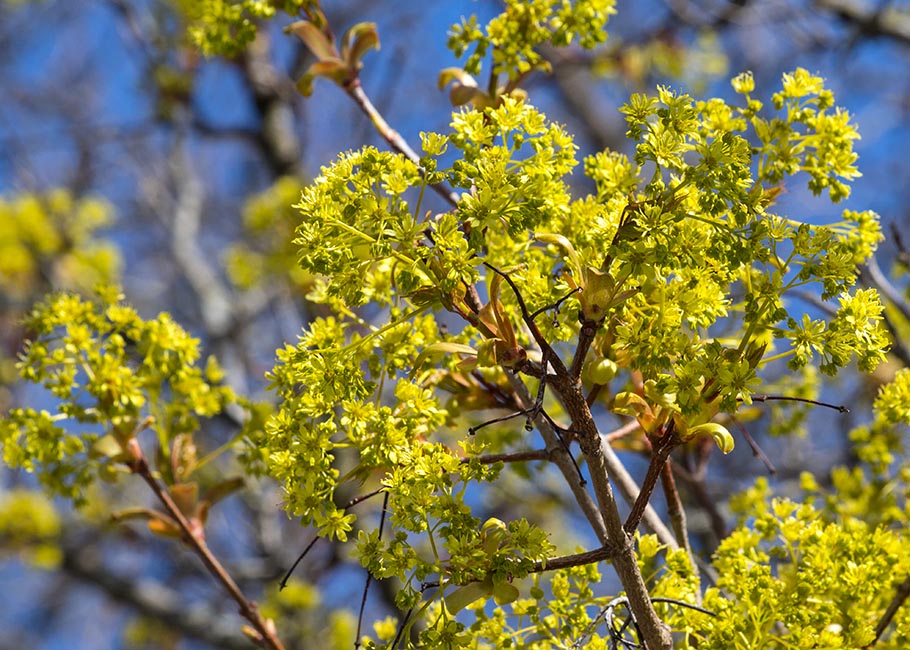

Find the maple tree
[[1, 1, 909, 649]]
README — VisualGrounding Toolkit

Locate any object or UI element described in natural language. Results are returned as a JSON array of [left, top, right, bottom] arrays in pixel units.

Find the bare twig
[[573, 595, 716, 650], [484, 262, 569, 376], [355, 492, 390, 647], [624, 423, 679, 535], [467, 448, 551, 465], [531, 545, 617, 572], [747, 394, 849, 413], [280, 488, 386, 588], [732, 418, 777, 475], [866, 576, 910, 648], [672, 455, 729, 544], [344, 78, 460, 207], [128, 447, 285, 650], [660, 461, 699, 598]]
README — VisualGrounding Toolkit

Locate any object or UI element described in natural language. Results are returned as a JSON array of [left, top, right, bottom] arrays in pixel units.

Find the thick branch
[[599, 432, 679, 548], [488, 263, 673, 648], [506, 372, 608, 543], [548, 371, 673, 649]]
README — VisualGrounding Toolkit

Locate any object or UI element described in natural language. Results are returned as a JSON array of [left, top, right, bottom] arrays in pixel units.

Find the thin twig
[[624, 422, 679, 535], [660, 461, 700, 599], [530, 545, 618, 572], [130, 450, 285, 650], [573, 595, 716, 650], [344, 79, 459, 207], [672, 454, 729, 544], [528, 286, 581, 322], [747, 394, 849, 413], [484, 262, 569, 376], [279, 536, 320, 591], [866, 576, 910, 648], [280, 488, 386, 588], [466, 449, 551, 464], [731, 417, 777, 475], [355, 492, 390, 647]]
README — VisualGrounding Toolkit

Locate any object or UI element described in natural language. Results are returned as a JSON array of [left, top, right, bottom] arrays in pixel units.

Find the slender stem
[[356, 492, 390, 646], [659, 461, 700, 598], [624, 424, 679, 536], [279, 536, 319, 590], [344, 79, 459, 207], [867, 576, 910, 648], [672, 456, 729, 543], [281, 488, 386, 588], [531, 546, 617, 572], [732, 418, 777, 474], [484, 262, 569, 376], [467, 449, 551, 465], [130, 450, 285, 650], [747, 393, 849, 413], [569, 316, 601, 379]]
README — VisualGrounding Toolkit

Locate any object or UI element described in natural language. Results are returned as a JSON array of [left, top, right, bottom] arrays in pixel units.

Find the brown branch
[[483, 263, 674, 647], [128, 447, 285, 650], [355, 492, 390, 646], [624, 424, 679, 536], [866, 576, 910, 648], [672, 456, 729, 544], [732, 417, 777, 475], [531, 545, 617, 573], [280, 488, 386, 588], [569, 316, 602, 379], [484, 262, 570, 377], [466, 449, 551, 465], [597, 423, 679, 547], [505, 372, 608, 543], [344, 78, 460, 207], [548, 379, 673, 648], [659, 461, 700, 596], [747, 394, 849, 413]]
